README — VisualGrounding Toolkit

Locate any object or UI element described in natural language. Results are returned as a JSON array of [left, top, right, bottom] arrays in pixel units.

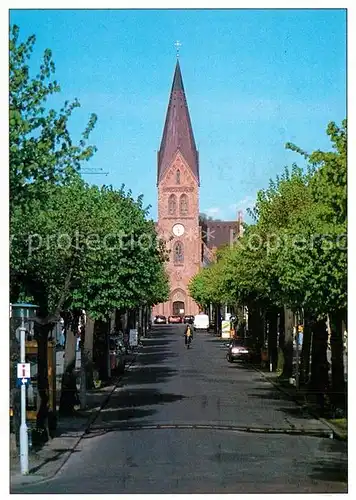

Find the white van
[[193, 313, 209, 331]]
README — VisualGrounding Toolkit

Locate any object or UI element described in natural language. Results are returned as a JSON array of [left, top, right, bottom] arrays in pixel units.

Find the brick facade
[[152, 61, 240, 319], [154, 152, 201, 317]]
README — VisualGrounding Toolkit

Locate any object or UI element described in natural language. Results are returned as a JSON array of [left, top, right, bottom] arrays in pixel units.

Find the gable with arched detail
[[170, 287, 186, 302], [168, 194, 177, 215], [179, 193, 188, 216], [173, 240, 184, 264]]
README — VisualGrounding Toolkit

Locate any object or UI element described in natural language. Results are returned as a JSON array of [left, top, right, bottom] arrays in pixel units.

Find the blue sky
[[10, 9, 346, 222]]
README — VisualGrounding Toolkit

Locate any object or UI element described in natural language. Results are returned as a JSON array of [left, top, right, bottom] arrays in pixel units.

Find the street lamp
[[11, 303, 38, 475]]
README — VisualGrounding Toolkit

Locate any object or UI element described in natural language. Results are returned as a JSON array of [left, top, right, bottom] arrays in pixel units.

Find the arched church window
[[173, 241, 184, 264], [176, 169, 181, 184], [168, 194, 177, 216], [180, 193, 188, 216]]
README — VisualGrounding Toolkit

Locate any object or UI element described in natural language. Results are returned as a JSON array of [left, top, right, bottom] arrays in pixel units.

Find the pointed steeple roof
[[157, 60, 199, 185]]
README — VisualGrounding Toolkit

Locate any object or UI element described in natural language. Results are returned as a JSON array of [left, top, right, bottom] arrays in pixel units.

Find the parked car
[[226, 338, 251, 363], [168, 315, 183, 324], [193, 313, 209, 331], [184, 315, 194, 324], [109, 336, 126, 373], [154, 315, 167, 325]]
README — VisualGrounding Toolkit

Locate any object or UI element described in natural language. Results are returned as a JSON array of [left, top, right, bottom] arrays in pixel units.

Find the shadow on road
[[105, 388, 185, 408], [247, 386, 295, 402], [125, 366, 178, 385], [205, 337, 227, 344], [85, 328, 185, 431], [140, 346, 173, 354], [149, 326, 182, 336], [92, 407, 157, 426], [143, 339, 173, 347], [308, 440, 348, 485], [29, 448, 81, 475], [309, 460, 348, 485], [89, 388, 186, 431], [137, 351, 178, 364]]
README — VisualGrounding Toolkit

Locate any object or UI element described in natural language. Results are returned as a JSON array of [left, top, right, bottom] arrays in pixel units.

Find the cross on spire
[[174, 40, 182, 58]]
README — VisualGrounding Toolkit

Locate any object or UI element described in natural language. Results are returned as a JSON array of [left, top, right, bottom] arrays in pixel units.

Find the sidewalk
[[10, 352, 138, 488], [253, 366, 347, 441], [210, 332, 347, 441]]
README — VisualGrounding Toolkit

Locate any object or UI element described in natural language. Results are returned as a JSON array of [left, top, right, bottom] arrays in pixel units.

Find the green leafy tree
[[11, 177, 170, 417], [10, 24, 98, 436], [280, 120, 347, 407], [9, 25, 97, 215], [191, 120, 346, 412]]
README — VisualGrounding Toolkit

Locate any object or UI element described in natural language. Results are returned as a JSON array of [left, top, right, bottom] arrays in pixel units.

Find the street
[[13, 325, 347, 494]]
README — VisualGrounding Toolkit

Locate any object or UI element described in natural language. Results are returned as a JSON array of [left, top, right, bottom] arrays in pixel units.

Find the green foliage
[[188, 267, 215, 308], [277, 120, 347, 314], [11, 178, 169, 319], [9, 25, 169, 319], [9, 24, 97, 214], [190, 120, 347, 320], [189, 249, 232, 307]]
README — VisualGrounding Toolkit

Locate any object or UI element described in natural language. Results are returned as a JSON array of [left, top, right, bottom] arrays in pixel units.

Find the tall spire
[[157, 60, 199, 185], [172, 60, 184, 91]]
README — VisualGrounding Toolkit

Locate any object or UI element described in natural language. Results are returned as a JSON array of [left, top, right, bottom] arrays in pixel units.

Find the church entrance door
[[173, 301, 185, 316]]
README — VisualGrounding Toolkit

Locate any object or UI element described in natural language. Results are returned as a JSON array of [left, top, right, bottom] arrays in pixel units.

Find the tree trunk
[[138, 307, 143, 339], [278, 307, 285, 349], [84, 316, 95, 390], [209, 303, 213, 326], [276, 308, 285, 373], [281, 306, 294, 380], [217, 305, 222, 335], [299, 310, 313, 385], [329, 309, 346, 411], [59, 316, 79, 416], [114, 308, 122, 332], [268, 309, 278, 371], [79, 316, 86, 410], [248, 304, 264, 350], [310, 317, 329, 415], [10, 318, 21, 447], [123, 310, 129, 333], [126, 309, 135, 334], [79, 337, 86, 410], [214, 305, 219, 335], [34, 322, 51, 441], [236, 306, 245, 338], [142, 307, 147, 337], [93, 319, 110, 382]]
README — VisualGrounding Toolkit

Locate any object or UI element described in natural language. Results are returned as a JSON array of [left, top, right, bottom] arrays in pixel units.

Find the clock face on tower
[[172, 223, 185, 237]]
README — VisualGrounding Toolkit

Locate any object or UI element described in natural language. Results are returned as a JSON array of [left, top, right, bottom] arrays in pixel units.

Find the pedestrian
[[59, 326, 65, 348]]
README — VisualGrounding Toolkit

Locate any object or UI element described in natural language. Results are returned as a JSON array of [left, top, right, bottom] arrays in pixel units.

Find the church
[[152, 60, 243, 318]]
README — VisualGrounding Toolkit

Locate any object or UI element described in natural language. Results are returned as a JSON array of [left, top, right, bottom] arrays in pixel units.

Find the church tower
[[153, 60, 201, 318]]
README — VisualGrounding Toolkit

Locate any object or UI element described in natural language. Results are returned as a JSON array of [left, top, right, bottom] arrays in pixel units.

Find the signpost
[[17, 363, 31, 385], [129, 329, 138, 347], [11, 303, 38, 475], [221, 320, 231, 339]]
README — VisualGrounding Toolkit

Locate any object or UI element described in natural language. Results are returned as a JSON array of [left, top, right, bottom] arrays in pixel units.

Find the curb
[[86, 421, 333, 438], [318, 418, 347, 441], [252, 365, 345, 441], [10, 350, 140, 489]]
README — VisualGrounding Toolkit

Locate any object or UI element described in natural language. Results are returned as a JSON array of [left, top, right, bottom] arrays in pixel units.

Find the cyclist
[[184, 324, 193, 347]]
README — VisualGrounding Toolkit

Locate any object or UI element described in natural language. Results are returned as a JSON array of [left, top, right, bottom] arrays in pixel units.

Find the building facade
[[153, 61, 242, 318]]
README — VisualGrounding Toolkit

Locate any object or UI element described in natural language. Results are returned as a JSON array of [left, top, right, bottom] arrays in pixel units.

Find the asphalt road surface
[[14, 325, 347, 494]]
